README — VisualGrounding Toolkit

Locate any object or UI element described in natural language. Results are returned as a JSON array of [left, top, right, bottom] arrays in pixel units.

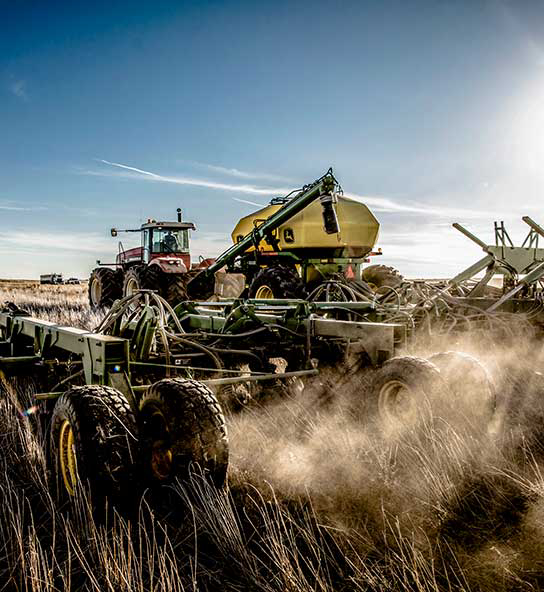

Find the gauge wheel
[[139, 378, 229, 487]]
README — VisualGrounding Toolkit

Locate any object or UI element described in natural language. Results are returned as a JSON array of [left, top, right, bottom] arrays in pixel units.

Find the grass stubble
[[0, 282, 544, 590]]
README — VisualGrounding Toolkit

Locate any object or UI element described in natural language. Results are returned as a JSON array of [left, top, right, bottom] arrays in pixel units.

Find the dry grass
[[1, 283, 544, 590], [0, 280, 99, 329]]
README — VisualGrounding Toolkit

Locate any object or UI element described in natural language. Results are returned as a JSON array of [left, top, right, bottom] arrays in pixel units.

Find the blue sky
[[2, 0, 544, 278]]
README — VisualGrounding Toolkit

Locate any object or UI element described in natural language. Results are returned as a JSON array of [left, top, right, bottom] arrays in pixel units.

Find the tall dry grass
[[0, 283, 544, 590], [0, 281, 100, 329]]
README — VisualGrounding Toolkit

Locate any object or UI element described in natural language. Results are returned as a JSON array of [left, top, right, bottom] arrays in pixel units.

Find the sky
[[2, 0, 544, 279]]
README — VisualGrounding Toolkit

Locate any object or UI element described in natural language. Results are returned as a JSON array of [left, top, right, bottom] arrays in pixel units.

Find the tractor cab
[[141, 221, 195, 264], [110, 209, 196, 271], [90, 208, 200, 309]]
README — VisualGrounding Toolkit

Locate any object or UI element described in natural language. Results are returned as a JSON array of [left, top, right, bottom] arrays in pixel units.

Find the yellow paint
[[59, 419, 78, 496], [254, 285, 274, 299], [231, 195, 380, 258]]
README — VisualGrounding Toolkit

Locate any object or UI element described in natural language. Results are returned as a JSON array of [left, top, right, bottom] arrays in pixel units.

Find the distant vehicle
[[40, 273, 63, 285], [65, 277, 81, 285]]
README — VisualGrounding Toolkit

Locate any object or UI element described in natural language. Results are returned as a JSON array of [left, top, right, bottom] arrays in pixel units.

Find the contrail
[[97, 159, 291, 196]]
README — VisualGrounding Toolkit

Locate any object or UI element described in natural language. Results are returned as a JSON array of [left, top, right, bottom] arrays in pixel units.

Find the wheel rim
[[150, 441, 173, 480], [377, 379, 417, 425], [58, 419, 78, 496], [143, 405, 173, 481], [124, 276, 140, 297], [255, 285, 274, 299], [90, 277, 101, 305]]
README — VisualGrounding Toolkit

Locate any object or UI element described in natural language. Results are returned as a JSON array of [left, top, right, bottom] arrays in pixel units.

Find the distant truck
[[40, 273, 63, 285], [65, 277, 81, 285]]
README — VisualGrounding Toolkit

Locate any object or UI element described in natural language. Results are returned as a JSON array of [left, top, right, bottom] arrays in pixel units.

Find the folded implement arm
[[449, 217, 544, 310]]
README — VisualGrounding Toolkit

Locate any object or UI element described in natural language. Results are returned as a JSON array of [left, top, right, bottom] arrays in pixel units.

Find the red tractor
[[89, 209, 205, 308]]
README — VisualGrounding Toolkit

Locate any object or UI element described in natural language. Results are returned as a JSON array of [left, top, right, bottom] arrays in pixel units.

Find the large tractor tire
[[89, 268, 122, 308], [248, 265, 306, 299], [139, 378, 228, 487], [163, 274, 187, 305], [427, 351, 496, 427], [141, 265, 188, 306], [364, 356, 448, 430], [50, 386, 138, 502], [362, 265, 404, 291], [123, 267, 147, 299]]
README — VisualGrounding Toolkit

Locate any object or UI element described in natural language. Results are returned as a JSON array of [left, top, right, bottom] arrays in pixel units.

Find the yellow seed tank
[[231, 195, 380, 258]]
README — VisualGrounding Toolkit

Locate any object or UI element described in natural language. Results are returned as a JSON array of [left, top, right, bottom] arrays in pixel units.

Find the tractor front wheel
[[248, 265, 306, 299], [89, 268, 122, 308], [163, 274, 187, 305], [50, 386, 138, 502], [123, 267, 147, 299], [139, 378, 228, 487]]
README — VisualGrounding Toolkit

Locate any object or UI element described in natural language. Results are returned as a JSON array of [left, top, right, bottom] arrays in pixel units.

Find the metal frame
[[0, 296, 404, 405], [449, 216, 544, 309]]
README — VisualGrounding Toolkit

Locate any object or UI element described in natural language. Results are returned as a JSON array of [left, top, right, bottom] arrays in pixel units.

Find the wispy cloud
[[9, 79, 28, 101], [0, 202, 46, 212], [0, 231, 110, 253], [92, 160, 292, 196], [201, 163, 291, 182], [345, 192, 492, 220], [88, 159, 492, 220], [232, 197, 265, 207]]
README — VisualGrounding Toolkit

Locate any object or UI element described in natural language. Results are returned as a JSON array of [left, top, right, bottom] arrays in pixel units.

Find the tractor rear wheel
[[50, 386, 138, 502], [248, 265, 306, 299], [89, 268, 122, 308], [362, 265, 404, 292], [364, 356, 448, 431], [139, 378, 228, 487]]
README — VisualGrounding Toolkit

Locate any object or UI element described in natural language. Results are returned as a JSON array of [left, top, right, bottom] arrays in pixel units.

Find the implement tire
[[248, 265, 306, 299], [50, 386, 138, 502], [89, 268, 122, 308], [362, 264, 404, 291], [428, 351, 496, 427], [365, 356, 448, 430], [139, 378, 228, 487]]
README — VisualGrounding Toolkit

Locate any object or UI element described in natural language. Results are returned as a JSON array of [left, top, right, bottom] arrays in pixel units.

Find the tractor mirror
[[110, 228, 118, 237]]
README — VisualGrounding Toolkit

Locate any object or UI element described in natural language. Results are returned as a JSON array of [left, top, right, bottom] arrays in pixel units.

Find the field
[[1, 281, 544, 591]]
